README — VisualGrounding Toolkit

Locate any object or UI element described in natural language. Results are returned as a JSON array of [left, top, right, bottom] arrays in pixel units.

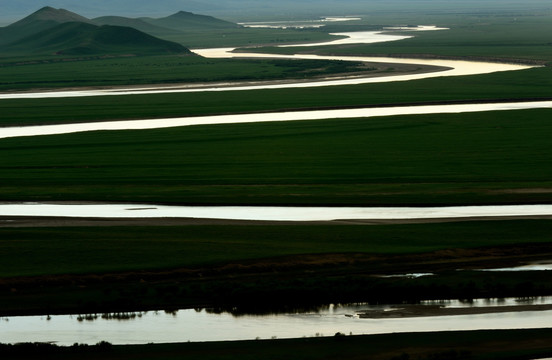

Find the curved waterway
[[2, 100, 552, 139], [1, 203, 552, 221], [0, 30, 535, 100], [2, 298, 552, 345]]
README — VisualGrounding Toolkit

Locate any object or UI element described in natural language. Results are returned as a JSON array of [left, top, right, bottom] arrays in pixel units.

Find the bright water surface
[[1, 203, 552, 221], [1, 298, 552, 345], [2, 100, 552, 139]]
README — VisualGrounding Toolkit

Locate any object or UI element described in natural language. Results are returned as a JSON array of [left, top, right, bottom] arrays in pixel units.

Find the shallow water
[[1, 298, 552, 345], [479, 262, 552, 272], [1, 203, 552, 221], [239, 16, 363, 29], [279, 31, 413, 47]]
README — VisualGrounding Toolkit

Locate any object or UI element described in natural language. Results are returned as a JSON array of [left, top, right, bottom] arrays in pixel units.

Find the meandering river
[[1, 27, 551, 346], [0, 30, 535, 100]]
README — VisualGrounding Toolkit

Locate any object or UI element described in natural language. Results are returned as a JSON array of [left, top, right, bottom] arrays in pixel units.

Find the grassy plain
[[1, 109, 552, 205], [1, 65, 551, 127], [2, 7, 552, 354], [0, 55, 369, 91], [2, 220, 552, 315], [161, 27, 340, 48], [2, 220, 552, 277]]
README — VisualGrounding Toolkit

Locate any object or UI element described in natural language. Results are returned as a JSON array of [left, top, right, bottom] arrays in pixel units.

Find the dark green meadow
[[2, 220, 552, 278], [1, 109, 552, 205], [2, 65, 551, 127], [0, 55, 367, 91], [2, 220, 552, 316], [161, 27, 340, 48]]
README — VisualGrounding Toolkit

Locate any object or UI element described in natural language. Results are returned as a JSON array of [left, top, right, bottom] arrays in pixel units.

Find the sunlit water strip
[[1, 203, 552, 221], [1, 100, 552, 139], [0, 30, 534, 100], [1, 298, 552, 345], [279, 30, 413, 47]]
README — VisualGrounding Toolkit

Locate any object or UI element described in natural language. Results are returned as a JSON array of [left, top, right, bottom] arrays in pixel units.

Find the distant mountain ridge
[[4, 21, 191, 55], [141, 10, 240, 31], [9, 6, 91, 25], [91, 10, 239, 36], [91, 16, 183, 36], [0, 7, 214, 56], [0, 6, 93, 45]]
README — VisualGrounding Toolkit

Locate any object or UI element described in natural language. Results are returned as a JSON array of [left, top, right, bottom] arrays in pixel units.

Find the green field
[[2, 65, 551, 127], [1, 220, 552, 315], [2, 220, 552, 277], [1, 109, 552, 205], [0, 55, 369, 91], [162, 27, 341, 48]]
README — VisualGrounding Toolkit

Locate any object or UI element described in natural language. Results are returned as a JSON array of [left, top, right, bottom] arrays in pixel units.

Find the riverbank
[[2, 329, 552, 360], [358, 303, 552, 318], [2, 221, 552, 317], [0, 60, 446, 97], [3, 214, 552, 227]]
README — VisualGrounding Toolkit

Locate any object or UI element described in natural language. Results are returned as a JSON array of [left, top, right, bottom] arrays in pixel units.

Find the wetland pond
[[2, 298, 552, 345]]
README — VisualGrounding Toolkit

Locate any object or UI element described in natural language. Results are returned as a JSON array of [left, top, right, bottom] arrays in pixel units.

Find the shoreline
[[2, 214, 552, 227], [358, 304, 552, 319], [0, 61, 447, 96], [2, 240, 552, 317]]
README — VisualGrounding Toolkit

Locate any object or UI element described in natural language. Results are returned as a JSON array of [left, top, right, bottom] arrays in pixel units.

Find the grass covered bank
[[1, 109, 552, 205], [1, 220, 552, 315], [1, 66, 551, 127], [0, 55, 370, 91], [2, 220, 552, 277], [2, 329, 552, 360]]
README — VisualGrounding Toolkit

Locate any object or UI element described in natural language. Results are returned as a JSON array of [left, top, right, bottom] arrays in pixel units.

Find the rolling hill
[[0, 7, 243, 55], [91, 16, 183, 37], [142, 11, 240, 31], [0, 6, 92, 45], [2, 21, 192, 56]]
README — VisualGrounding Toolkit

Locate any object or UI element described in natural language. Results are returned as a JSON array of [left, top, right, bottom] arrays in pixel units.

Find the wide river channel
[[1, 203, 552, 221], [2, 298, 552, 345]]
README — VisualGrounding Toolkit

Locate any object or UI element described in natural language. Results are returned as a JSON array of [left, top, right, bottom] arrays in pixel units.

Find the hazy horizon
[[1, 0, 550, 24]]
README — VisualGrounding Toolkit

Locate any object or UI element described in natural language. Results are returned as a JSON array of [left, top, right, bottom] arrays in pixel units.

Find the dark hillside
[[0, 6, 92, 45], [8, 6, 91, 26], [2, 21, 192, 56], [92, 16, 183, 37], [143, 10, 239, 31]]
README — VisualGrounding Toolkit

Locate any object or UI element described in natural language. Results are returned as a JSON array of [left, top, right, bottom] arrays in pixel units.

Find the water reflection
[[478, 261, 552, 272], [2, 297, 552, 345]]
